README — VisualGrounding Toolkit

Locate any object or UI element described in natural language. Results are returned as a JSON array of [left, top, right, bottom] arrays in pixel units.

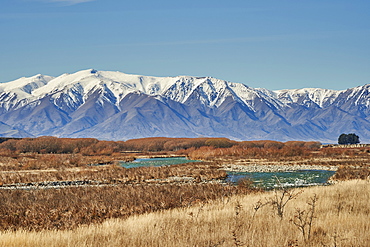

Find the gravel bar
[[222, 164, 338, 173]]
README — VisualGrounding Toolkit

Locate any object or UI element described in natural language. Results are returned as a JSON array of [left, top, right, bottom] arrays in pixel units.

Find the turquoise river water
[[121, 157, 199, 169]]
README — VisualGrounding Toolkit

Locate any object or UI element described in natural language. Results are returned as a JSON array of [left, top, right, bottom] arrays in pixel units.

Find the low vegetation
[[0, 136, 369, 246], [331, 165, 370, 180], [0, 180, 368, 246], [0, 137, 322, 161], [0, 162, 226, 185], [0, 183, 248, 231], [1, 136, 368, 171]]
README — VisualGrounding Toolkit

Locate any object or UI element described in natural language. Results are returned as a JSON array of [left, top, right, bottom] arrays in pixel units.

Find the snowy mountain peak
[[0, 69, 369, 143], [335, 83, 370, 107], [2, 69, 366, 110], [1, 74, 53, 93]]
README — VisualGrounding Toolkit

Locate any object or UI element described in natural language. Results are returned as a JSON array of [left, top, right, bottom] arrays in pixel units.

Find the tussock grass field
[[0, 180, 369, 247]]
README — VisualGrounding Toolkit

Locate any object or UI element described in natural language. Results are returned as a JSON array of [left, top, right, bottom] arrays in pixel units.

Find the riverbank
[[0, 161, 226, 190]]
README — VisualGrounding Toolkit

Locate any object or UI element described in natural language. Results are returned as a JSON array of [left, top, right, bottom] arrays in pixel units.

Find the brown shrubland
[[0, 183, 245, 231], [0, 162, 226, 185], [332, 165, 370, 180], [0, 180, 368, 246], [0, 137, 369, 246], [0, 161, 242, 232], [1, 136, 368, 169], [0, 136, 322, 160]]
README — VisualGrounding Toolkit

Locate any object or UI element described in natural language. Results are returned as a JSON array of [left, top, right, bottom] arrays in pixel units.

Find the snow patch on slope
[[0, 74, 53, 98]]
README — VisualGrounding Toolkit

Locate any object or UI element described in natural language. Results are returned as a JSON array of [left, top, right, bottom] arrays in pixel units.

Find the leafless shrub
[[270, 177, 303, 219], [291, 194, 318, 242], [252, 199, 269, 220]]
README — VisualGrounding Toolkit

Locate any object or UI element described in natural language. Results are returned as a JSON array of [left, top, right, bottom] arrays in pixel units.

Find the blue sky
[[1, 0, 370, 90]]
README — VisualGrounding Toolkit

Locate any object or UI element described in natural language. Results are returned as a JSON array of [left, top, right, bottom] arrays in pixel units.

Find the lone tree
[[338, 133, 360, 145]]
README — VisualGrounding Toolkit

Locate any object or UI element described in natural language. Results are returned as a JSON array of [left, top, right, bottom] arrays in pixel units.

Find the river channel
[[121, 157, 336, 189], [121, 157, 199, 168]]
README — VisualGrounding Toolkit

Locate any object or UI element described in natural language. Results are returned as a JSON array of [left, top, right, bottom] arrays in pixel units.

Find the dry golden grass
[[0, 180, 368, 247]]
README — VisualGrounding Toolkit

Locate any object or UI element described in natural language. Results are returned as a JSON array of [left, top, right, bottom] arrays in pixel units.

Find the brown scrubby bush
[[0, 182, 246, 231], [332, 165, 370, 180]]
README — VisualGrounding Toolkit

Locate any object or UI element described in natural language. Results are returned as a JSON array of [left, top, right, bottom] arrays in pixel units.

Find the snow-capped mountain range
[[0, 69, 369, 143]]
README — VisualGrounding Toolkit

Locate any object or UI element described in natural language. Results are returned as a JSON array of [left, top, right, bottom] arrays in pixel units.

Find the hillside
[[0, 69, 369, 142]]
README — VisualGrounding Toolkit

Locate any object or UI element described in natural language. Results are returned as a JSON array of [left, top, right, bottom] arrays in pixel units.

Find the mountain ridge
[[0, 69, 369, 143]]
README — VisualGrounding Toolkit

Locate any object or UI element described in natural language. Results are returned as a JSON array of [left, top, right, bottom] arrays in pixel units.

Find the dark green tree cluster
[[338, 133, 360, 145]]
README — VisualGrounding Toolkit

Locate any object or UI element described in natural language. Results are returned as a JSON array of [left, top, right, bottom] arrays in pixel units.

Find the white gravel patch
[[222, 164, 338, 173]]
